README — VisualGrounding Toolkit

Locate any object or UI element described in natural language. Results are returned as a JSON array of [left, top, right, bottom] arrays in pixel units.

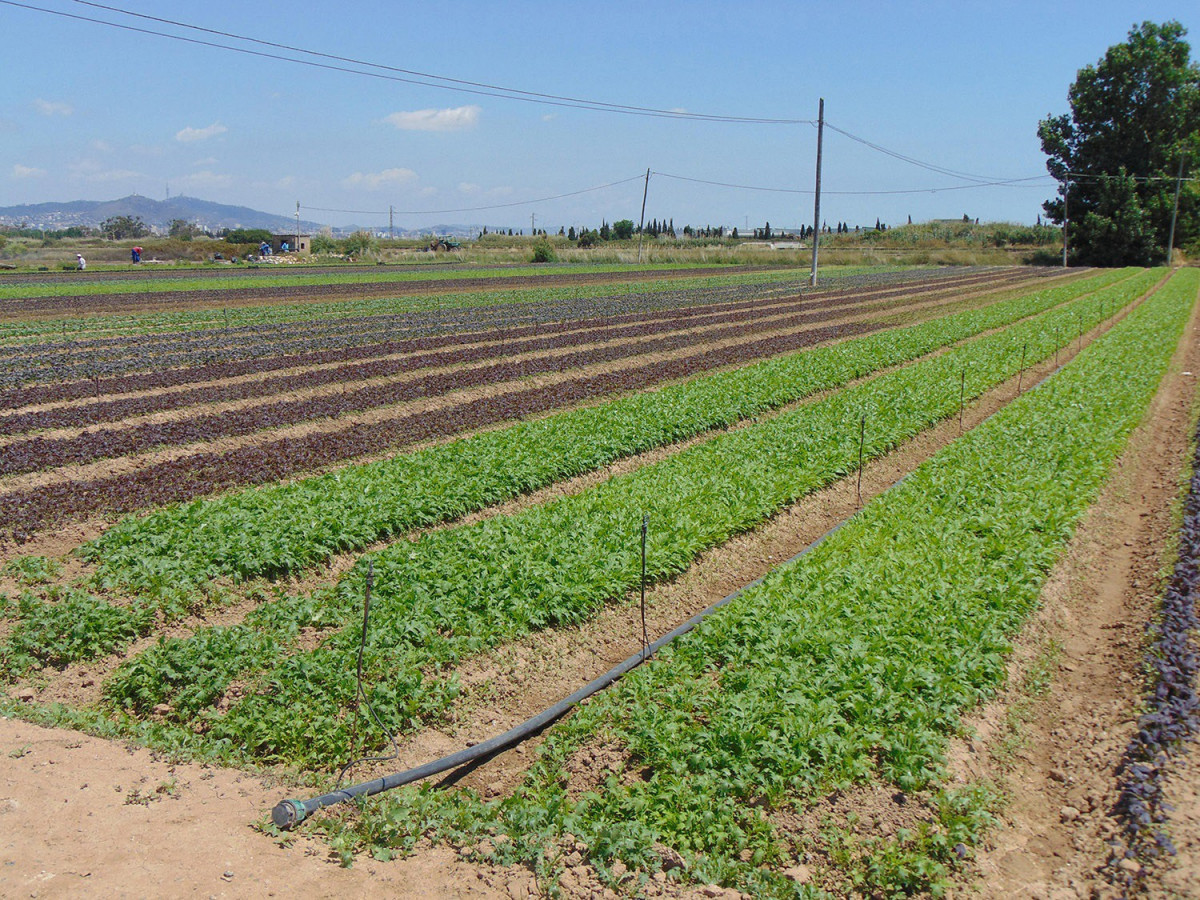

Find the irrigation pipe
[[271, 295, 1135, 830], [271, 513, 853, 829]]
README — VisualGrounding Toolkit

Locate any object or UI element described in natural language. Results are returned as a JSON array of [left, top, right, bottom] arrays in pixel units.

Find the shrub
[[530, 240, 557, 263]]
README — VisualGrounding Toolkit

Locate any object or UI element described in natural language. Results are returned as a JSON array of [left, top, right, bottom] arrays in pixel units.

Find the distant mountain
[[0, 194, 324, 233]]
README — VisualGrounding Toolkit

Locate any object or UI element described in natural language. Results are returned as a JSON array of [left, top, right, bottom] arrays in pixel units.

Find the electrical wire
[[0, 0, 810, 124], [824, 121, 1025, 184], [653, 170, 1053, 196], [305, 174, 646, 217], [70, 0, 813, 125]]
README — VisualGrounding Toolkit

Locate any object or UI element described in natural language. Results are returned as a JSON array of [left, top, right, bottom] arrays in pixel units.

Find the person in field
[[75, 254, 86, 270]]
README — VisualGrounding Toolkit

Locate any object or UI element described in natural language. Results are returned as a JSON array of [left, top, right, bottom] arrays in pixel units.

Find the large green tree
[[1039, 21, 1200, 266], [100, 215, 150, 240]]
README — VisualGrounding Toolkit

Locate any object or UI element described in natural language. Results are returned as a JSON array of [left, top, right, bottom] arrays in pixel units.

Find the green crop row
[[0, 262, 708, 302], [99, 269, 1160, 767], [324, 267, 1199, 896], [85, 268, 1134, 602], [0, 267, 819, 344]]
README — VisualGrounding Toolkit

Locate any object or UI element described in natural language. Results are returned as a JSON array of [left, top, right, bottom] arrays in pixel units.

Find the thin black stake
[[1055, 326, 1060, 366], [1017, 342, 1027, 394], [347, 559, 374, 756], [1077, 314, 1082, 351], [640, 514, 649, 662], [856, 414, 866, 508], [958, 367, 966, 433]]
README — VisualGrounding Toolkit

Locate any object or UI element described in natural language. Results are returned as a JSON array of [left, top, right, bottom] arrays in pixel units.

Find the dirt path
[[0, 714, 518, 899]]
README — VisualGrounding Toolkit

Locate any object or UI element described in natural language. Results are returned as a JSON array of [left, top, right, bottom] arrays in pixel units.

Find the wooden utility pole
[[295, 201, 301, 253], [637, 168, 650, 264], [809, 98, 825, 287], [1168, 155, 1185, 266], [389, 205, 394, 241]]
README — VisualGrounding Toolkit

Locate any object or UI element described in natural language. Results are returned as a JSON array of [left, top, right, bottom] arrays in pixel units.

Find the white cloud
[[193, 156, 218, 166], [88, 168, 142, 183], [383, 105, 481, 132], [91, 139, 113, 153], [34, 99, 73, 117], [542, 113, 557, 122], [175, 122, 228, 142], [178, 170, 233, 188], [342, 167, 418, 190], [12, 164, 46, 179], [458, 182, 481, 195], [67, 158, 141, 183]]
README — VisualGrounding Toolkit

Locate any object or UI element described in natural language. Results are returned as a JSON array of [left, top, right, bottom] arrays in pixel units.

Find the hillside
[[0, 194, 323, 233]]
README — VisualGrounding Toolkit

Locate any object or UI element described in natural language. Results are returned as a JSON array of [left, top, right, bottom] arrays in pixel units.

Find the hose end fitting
[[272, 798, 308, 830]]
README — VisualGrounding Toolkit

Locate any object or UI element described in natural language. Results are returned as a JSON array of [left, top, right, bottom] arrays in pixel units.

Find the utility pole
[[637, 168, 650, 264], [295, 201, 301, 253], [809, 98, 825, 287], [1168, 154, 1185, 266], [389, 205, 394, 241], [1061, 183, 1069, 268], [531, 212, 536, 236]]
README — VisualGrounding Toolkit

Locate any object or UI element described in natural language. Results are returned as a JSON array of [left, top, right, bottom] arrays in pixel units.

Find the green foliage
[[86, 270, 1128, 596], [530, 240, 557, 263], [577, 229, 600, 248], [224, 228, 273, 245], [1039, 20, 1200, 264], [2, 555, 62, 585], [168, 219, 201, 240], [95, 270, 1161, 766], [313, 271, 1193, 890], [310, 233, 338, 254], [1072, 170, 1158, 266], [0, 588, 154, 677], [341, 230, 378, 257], [100, 215, 150, 240], [612, 219, 636, 240]]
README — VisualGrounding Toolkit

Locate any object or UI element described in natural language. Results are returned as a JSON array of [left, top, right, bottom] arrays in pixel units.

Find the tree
[[1039, 21, 1200, 265], [612, 219, 635, 240], [226, 228, 273, 245], [168, 218, 201, 240], [310, 233, 338, 254], [100, 215, 149, 240]]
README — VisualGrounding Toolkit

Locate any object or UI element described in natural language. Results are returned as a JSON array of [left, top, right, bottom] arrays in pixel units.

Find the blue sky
[[1, 1, 1196, 231]]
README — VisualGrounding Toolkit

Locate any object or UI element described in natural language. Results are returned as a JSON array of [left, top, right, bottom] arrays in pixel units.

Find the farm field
[[1, 262, 1199, 898]]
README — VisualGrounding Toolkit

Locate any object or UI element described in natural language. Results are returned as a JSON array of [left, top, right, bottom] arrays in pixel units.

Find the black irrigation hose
[[271, 515, 854, 829], [270, 302, 1122, 830]]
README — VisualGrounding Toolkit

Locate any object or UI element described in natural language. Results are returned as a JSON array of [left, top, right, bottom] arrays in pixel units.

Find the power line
[[823, 122, 1025, 184], [305, 175, 646, 217], [653, 171, 1053, 196], [1, 0, 811, 125], [72, 0, 812, 125], [1064, 170, 1200, 184]]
